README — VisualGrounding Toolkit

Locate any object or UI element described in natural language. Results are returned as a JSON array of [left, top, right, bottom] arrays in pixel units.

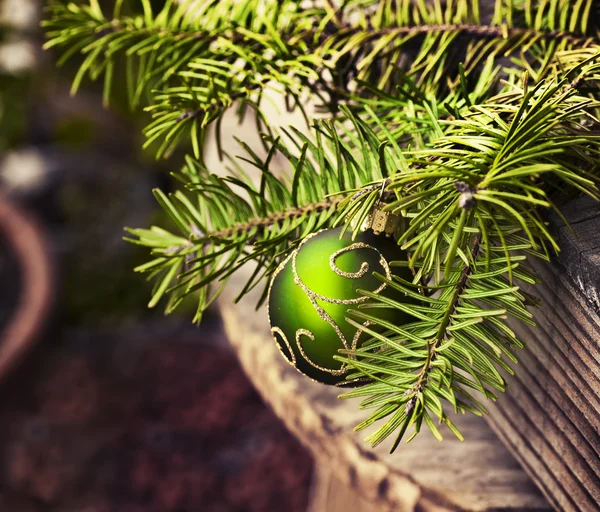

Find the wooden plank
[[219, 275, 550, 512], [550, 196, 600, 311], [485, 198, 600, 512]]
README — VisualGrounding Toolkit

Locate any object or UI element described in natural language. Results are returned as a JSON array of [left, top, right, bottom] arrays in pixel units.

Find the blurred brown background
[[0, 1, 314, 511]]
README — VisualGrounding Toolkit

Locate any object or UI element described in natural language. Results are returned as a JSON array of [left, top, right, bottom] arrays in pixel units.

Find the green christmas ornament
[[267, 225, 414, 385]]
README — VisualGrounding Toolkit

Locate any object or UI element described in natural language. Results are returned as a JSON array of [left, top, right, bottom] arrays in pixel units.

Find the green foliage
[[337, 62, 600, 447], [124, 111, 396, 323], [45, 0, 600, 449], [44, 0, 599, 157], [43, 0, 325, 157]]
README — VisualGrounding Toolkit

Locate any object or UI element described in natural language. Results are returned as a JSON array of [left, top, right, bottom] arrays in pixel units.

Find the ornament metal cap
[[351, 202, 400, 237]]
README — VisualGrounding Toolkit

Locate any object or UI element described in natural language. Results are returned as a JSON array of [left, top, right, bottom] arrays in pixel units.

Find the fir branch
[[125, 114, 393, 322], [45, 0, 600, 449], [412, 235, 481, 396], [44, 0, 328, 156], [330, 24, 597, 45], [211, 198, 341, 240], [336, 61, 600, 448], [129, 62, 600, 443], [45, 0, 600, 159]]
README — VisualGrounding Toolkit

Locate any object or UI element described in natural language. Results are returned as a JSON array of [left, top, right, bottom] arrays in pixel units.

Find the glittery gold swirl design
[[351, 320, 373, 351], [271, 326, 297, 366], [267, 253, 298, 370], [295, 329, 347, 376], [266, 229, 393, 378], [329, 244, 370, 279], [301, 241, 390, 305]]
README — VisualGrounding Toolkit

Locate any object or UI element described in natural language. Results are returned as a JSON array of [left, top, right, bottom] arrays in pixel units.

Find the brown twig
[[207, 197, 343, 241], [409, 234, 482, 396]]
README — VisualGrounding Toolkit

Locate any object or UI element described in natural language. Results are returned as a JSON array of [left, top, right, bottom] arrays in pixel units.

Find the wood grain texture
[[485, 200, 600, 512], [219, 278, 550, 512], [550, 196, 600, 311]]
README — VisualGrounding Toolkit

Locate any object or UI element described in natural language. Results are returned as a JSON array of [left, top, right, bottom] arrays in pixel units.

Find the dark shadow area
[[0, 1, 314, 510]]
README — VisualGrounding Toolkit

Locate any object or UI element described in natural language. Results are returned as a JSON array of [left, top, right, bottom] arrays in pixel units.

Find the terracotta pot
[[0, 194, 53, 380]]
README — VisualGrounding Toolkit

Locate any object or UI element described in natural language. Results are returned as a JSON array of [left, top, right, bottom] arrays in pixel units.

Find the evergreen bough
[[44, 0, 600, 450]]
